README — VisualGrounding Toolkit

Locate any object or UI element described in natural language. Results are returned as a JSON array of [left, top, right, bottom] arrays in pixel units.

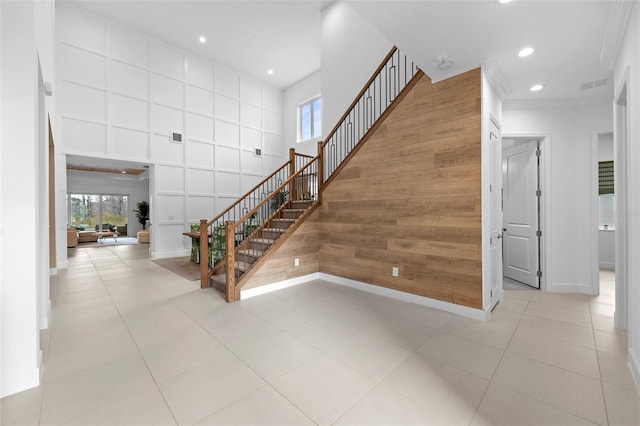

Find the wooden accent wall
[[242, 210, 320, 290], [319, 69, 482, 308]]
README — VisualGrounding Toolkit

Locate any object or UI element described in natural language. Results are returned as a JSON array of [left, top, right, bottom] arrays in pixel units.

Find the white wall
[[283, 71, 321, 157], [55, 4, 286, 259], [503, 98, 612, 295], [613, 2, 640, 389], [1, 0, 55, 398], [66, 172, 150, 236], [321, 1, 392, 136]]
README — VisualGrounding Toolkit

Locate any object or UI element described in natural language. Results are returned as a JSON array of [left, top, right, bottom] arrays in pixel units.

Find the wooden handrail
[[321, 46, 398, 150], [205, 160, 289, 227]]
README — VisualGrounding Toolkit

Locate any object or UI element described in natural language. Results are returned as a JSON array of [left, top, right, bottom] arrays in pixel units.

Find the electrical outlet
[[294, 258, 300, 267], [392, 266, 399, 277]]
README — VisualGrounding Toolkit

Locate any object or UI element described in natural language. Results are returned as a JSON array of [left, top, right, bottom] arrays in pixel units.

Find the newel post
[[225, 220, 236, 302], [199, 219, 209, 289], [288, 148, 297, 202], [317, 141, 324, 204]]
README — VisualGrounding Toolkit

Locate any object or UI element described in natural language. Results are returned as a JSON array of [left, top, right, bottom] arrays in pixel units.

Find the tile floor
[[1, 247, 639, 425]]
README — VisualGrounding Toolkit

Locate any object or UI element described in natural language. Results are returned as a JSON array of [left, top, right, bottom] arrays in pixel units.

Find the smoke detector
[[436, 55, 452, 71]]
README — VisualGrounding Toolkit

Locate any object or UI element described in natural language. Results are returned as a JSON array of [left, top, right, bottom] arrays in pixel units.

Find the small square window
[[298, 96, 321, 142]]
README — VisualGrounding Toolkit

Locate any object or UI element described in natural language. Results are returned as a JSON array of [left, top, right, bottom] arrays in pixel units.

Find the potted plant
[[270, 189, 289, 211], [134, 201, 149, 230]]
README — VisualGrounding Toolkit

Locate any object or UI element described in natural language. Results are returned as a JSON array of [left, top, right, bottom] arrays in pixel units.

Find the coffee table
[[94, 231, 118, 243]]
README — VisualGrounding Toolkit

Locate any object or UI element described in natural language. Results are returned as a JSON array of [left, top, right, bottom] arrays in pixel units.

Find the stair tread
[[251, 238, 275, 244], [263, 228, 285, 232], [238, 249, 263, 257], [273, 218, 295, 222], [236, 261, 252, 271]]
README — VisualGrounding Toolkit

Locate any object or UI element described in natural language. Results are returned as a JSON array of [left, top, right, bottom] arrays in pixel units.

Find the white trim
[[601, 1, 636, 71], [151, 248, 190, 259], [49, 267, 58, 275], [629, 347, 640, 392], [319, 273, 490, 321], [240, 273, 320, 299], [483, 60, 511, 101], [240, 272, 490, 320], [547, 282, 598, 295], [0, 366, 40, 399], [599, 261, 615, 271]]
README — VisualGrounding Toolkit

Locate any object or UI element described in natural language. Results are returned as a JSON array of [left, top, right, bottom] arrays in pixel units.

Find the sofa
[[67, 228, 79, 247], [78, 231, 98, 243]]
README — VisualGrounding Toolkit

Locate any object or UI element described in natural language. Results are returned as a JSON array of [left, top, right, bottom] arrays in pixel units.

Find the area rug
[[77, 237, 140, 248], [152, 257, 200, 281]]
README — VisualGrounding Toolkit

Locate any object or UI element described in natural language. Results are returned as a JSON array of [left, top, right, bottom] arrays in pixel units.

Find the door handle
[[497, 234, 503, 239]]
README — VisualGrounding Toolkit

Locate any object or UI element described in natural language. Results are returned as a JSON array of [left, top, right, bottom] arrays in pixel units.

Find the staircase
[[197, 46, 421, 302], [209, 200, 313, 294]]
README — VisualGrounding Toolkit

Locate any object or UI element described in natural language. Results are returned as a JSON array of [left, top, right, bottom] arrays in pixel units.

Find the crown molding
[[483, 60, 511, 101], [600, 0, 635, 71], [504, 93, 613, 111]]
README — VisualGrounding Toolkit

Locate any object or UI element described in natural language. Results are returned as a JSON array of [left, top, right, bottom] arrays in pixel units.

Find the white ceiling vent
[[580, 78, 608, 91]]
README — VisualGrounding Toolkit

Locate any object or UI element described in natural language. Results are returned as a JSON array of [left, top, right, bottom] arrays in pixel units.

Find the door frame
[[502, 133, 549, 292]]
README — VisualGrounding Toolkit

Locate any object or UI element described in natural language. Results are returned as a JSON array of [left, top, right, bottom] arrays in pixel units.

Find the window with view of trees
[[69, 193, 128, 231]]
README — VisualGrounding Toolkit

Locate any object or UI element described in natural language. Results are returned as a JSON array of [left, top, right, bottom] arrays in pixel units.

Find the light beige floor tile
[[287, 316, 360, 351], [471, 383, 597, 425], [173, 288, 227, 317], [493, 296, 529, 313], [140, 327, 229, 382], [603, 382, 640, 426], [517, 314, 595, 349], [205, 310, 282, 350], [507, 329, 600, 379], [241, 298, 325, 331], [43, 325, 140, 383], [232, 332, 321, 381], [598, 350, 638, 390], [451, 320, 517, 350], [197, 385, 314, 426], [594, 330, 628, 356], [48, 316, 129, 352], [503, 289, 537, 301], [270, 354, 377, 425], [363, 313, 440, 350], [591, 313, 625, 335], [492, 352, 607, 425], [381, 353, 489, 424], [418, 333, 504, 380], [335, 384, 456, 425], [0, 386, 43, 426], [40, 355, 156, 425], [524, 301, 592, 327], [590, 302, 616, 317], [327, 331, 412, 381], [157, 353, 265, 425], [52, 302, 121, 329], [65, 386, 177, 425], [529, 291, 591, 312], [391, 304, 454, 330], [122, 302, 201, 349]]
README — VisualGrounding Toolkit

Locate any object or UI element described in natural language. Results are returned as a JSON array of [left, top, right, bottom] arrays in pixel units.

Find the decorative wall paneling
[[56, 5, 285, 257]]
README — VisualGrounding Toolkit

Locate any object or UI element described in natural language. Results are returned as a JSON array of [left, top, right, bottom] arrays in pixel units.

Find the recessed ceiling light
[[530, 84, 545, 92], [267, 69, 274, 75], [518, 46, 535, 57], [499, 0, 512, 3], [199, 35, 206, 43], [121, 170, 127, 174]]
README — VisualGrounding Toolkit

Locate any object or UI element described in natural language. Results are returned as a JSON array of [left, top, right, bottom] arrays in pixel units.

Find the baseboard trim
[[0, 365, 40, 398], [49, 268, 58, 275], [599, 262, 615, 271], [241, 273, 320, 299], [238, 272, 490, 320], [319, 273, 490, 321], [152, 249, 190, 259], [629, 347, 640, 392]]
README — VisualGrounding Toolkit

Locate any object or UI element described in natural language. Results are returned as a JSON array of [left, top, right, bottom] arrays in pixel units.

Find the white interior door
[[489, 122, 503, 308], [503, 140, 539, 288]]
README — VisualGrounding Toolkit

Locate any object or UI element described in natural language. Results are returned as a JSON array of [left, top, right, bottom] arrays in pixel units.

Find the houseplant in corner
[[134, 201, 149, 230]]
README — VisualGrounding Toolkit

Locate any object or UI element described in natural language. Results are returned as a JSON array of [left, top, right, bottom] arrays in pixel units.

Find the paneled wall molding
[[57, 3, 284, 258]]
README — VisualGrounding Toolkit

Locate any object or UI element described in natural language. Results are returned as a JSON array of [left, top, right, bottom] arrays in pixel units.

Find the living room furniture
[[67, 228, 79, 247], [78, 231, 98, 243], [95, 231, 117, 244]]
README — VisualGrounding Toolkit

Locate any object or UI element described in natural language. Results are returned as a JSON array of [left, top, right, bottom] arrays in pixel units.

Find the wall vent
[[171, 132, 183, 144], [580, 78, 608, 91], [254, 148, 262, 157]]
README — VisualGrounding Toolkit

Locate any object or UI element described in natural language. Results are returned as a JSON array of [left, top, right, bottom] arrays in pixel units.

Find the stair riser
[[271, 220, 293, 229], [238, 254, 258, 264], [290, 201, 312, 209], [262, 230, 284, 240], [250, 241, 272, 251], [282, 211, 303, 219]]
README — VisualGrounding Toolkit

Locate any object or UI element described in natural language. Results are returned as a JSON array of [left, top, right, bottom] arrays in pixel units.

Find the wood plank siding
[[244, 69, 482, 309]]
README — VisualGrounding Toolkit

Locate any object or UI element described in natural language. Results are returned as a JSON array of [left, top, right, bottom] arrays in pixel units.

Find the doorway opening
[[502, 138, 542, 290]]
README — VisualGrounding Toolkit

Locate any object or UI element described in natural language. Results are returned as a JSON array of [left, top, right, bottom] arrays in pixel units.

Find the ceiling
[[63, 1, 618, 171], [66, 155, 149, 181], [65, 0, 618, 101]]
